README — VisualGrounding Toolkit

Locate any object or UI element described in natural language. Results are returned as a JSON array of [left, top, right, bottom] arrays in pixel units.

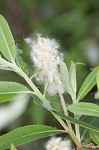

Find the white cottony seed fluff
[[25, 34, 64, 95], [45, 137, 72, 150]]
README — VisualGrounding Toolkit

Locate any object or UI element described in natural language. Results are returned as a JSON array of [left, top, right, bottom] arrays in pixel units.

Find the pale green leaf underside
[[69, 61, 76, 94], [90, 130, 99, 145], [0, 81, 29, 102], [68, 102, 99, 117], [11, 144, 17, 150], [0, 15, 16, 62], [96, 70, 99, 91], [60, 61, 74, 97], [0, 125, 62, 149], [77, 70, 97, 101]]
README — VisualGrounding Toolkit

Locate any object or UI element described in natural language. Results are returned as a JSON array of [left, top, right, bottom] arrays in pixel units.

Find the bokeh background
[[0, 0, 99, 149]]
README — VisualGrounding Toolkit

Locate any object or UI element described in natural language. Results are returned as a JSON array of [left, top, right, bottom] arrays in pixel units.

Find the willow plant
[[0, 15, 99, 150]]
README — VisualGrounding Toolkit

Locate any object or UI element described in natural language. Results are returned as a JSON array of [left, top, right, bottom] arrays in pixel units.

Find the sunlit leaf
[[96, 70, 99, 91], [77, 70, 97, 101], [0, 15, 16, 62], [60, 61, 74, 98], [68, 102, 99, 117], [11, 144, 17, 150], [0, 81, 30, 102], [69, 61, 77, 95], [69, 61, 77, 101]]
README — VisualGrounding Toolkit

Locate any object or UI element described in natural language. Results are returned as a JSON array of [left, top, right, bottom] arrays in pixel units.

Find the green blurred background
[[0, 0, 99, 149]]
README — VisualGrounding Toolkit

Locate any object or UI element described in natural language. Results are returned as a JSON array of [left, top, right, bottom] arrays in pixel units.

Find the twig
[[83, 143, 99, 149], [58, 92, 73, 131]]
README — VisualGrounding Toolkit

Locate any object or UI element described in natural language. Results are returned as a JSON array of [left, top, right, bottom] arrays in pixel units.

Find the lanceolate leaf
[[96, 70, 99, 91], [60, 61, 74, 98], [11, 144, 17, 150], [77, 70, 97, 101], [33, 94, 63, 114], [55, 111, 99, 132], [69, 61, 77, 95], [90, 131, 99, 145], [0, 125, 62, 149], [16, 49, 28, 75], [80, 116, 99, 144], [67, 102, 99, 117], [0, 15, 16, 62], [0, 81, 30, 102]]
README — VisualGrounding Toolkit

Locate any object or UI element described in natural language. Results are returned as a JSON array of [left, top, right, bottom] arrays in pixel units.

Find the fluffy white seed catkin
[[45, 137, 72, 150], [25, 34, 64, 95]]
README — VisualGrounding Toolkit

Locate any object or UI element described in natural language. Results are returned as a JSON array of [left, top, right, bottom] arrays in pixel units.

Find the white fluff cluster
[[45, 137, 72, 150], [25, 34, 64, 95]]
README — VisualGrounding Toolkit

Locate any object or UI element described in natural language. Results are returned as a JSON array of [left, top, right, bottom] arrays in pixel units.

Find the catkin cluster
[[25, 34, 64, 95]]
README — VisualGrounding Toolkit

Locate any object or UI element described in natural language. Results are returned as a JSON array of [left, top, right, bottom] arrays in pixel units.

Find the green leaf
[[16, 49, 28, 75], [80, 116, 99, 144], [77, 70, 97, 101], [96, 70, 99, 91], [55, 111, 99, 132], [11, 144, 17, 150], [68, 102, 99, 117], [90, 131, 99, 145], [60, 61, 74, 98], [0, 81, 30, 102], [0, 15, 16, 62], [33, 94, 63, 114], [69, 61, 77, 95], [0, 125, 62, 149], [32, 95, 52, 111]]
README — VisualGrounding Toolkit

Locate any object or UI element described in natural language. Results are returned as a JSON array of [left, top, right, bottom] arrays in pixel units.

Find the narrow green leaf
[[0, 15, 16, 62], [96, 70, 99, 91], [16, 49, 28, 75], [0, 125, 62, 149], [80, 116, 99, 144], [68, 102, 99, 117], [69, 61, 77, 95], [0, 81, 30, 102], [11, 144, 17, 150], [90, 131, 99, 145], [33, 95, 63, 114], [77, 70, 97, 101], [60, 61, 74, 97], [55, 111, 99, 132]]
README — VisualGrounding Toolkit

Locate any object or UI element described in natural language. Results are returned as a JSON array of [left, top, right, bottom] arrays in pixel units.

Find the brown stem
[[83, 143, 99, 149], [58, 93, 73, 130]]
